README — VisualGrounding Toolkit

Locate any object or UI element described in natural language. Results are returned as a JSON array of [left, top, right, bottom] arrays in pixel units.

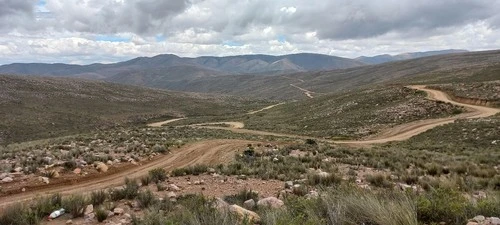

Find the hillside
[[0, 75, 269, 145], [160, 50, 500, 100], [356, 49, 468, 64], [0, 53, 365, 81]]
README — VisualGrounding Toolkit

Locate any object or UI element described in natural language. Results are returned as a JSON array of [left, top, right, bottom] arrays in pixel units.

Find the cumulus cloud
[[1, 0, 500, 64]]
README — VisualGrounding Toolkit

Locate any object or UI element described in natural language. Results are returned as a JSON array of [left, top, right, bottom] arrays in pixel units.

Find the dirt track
[[0, 140, 257, 209], [1, 86, 498, 208], [187, 86, 500, 144]]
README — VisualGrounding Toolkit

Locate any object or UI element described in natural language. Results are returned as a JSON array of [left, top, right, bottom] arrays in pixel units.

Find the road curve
[[0, 140, 258, 209], [184, 86, 500, 144], [1, 86, 497, 209]]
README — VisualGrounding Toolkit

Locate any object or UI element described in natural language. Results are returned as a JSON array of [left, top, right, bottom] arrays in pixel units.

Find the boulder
[[214, 197, 230, 210], [473, 215, 486, 223], [229, 204, 261, 223], [243, 199, 255, 209], [84, 204, 94, 215], [96, 162, 108, 173], [0, 173, 8, 179], [53, 171, 60, 178], [1, 177, 13, 183], [168, 184, 181, 192], [166, 191, 177, 199], [284, 181, 294, 189], [13, 167, 23, 173], [257, 197, 284, 208], [40, 177, 50, 184], [113, 207, 124, 215], [486, 217, 500, 225], [73, 168, 82, 174], [66, 220, 73, 225]]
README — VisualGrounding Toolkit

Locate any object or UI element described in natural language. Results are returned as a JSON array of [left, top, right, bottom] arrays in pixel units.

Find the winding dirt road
[[0, 140, 257, 209], [184, 86, 500, 144], [1, 86, 498, 209]]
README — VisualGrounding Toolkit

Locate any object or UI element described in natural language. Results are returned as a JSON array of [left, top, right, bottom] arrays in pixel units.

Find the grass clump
[[90, 190, 108, 206], [62, 194, 87, 218], [149, 168, 167, 183], [95, 207, 108, 222], [137, 190, 158, 209], [0, 203, 40, 225], [223, 189, 258, 206]]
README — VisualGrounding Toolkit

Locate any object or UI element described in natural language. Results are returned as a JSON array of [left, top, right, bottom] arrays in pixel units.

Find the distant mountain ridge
[[0, 53, 365, 80], [356, 49, 468, 64]]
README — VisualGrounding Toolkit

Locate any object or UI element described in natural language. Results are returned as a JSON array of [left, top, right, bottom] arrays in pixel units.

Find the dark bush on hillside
[[149, 168, 167, 183], [62, 194, 87, 218]]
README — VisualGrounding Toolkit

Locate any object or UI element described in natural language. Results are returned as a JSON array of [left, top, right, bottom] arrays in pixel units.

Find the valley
[[0, 50, 499, 225]]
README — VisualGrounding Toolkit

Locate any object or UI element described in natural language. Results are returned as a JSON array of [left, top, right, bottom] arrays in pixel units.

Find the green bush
[[307, 173, 342, 186], [62, 194, 87, 218], [366, 174, 393, 188], [416, 188, 469, 225], [95, 207, 108, 222], [141, 175, 152, 186], [0, 203, 40, 225], [137, 190, 158, 209], [90, 190, 108, 206], [32, 194, 62, 218], [109, 178, 139, 201], [149, 168, 167, 183]]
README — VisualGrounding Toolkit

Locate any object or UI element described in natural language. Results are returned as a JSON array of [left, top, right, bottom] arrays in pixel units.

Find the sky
[[1, 0, 500, 65]]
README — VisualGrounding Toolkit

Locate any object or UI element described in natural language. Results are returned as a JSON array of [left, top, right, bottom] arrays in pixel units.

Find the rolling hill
[[158, 50, 500, 100], [0, 75, 269, 145], [356, 49, 468, 64], [0, 53, 365, 81]]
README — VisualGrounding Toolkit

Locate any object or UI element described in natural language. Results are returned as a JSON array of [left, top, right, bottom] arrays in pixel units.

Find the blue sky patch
[[277, 35, 287, 43], [95, 35, 131, 43]]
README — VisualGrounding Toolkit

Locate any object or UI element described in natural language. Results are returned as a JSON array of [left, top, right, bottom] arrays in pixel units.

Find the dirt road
[[290, 84, 315, 98], [187, 86, 500, 144], [0, 140, 257, 209], [1, 86, 497, 209]]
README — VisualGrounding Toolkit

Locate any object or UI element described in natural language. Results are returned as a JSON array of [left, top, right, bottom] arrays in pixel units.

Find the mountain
[[356, 49, 468, 64], [158, 50, 500, 100], [0, 74, 269, 144], [0, 53, 365, 81]]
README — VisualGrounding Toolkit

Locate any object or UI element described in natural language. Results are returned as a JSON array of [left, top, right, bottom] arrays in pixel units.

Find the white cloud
[[0, 0, 500, 64]]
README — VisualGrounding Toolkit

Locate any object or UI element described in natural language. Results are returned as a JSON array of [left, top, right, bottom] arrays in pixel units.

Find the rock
[[284, 181, 294, 189], [486, 217, 500, 225], [243, 199, 255, 209], [1, 177, 13, 183], [107, 211, 115, 217], [96, 162, 108, 172], [194, 180, 204, 185], [66, 220, 73, 224], [0, 173, 8, 179], [317, 171, 329, 178], [166, 191, 177, 199], [124, 213, 131, 219], [467, 222, 478, 225], [473, 191, 487, 199], [273, 157, 279, 162], [207, 168, 216, 173], [107, 160, 113, 165], [40, 177, 50, 184], [257, 197, 284, 208], [113, 207, 124, 215], [53, 171, 60, 178], [229, 204, 261, 223], [13, 167, 22, 172], [473, 215, 486, 223], [305, 190, 319, 199], [214, 197, 230, 210], [168, 184, 181, 191], [73, 168, 81, 174], [84, 204, 94, 215], [22, 188, 26, 192], [84, 212, 95, 222]]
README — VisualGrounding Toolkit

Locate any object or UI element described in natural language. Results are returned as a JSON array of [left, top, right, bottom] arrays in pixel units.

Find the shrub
[[153, 144, 168, 154], [223, 189, 258, 205], [62, 194, 87, 218], [137, 190, 158, 208], [307, 173, 342, 186], [416, 188, 469, 225], [63, 160, 77, 170], [366, 174, 393, 188], [32, 194, 62, 218], [41, 170, 57, 178], [140, 175, 152, 186], [90, 190, 108, 206], [95, 207, 108, 222], [109, 178, 139, 201], [149, 168, 167, 183], [0, 203, 39, 225]]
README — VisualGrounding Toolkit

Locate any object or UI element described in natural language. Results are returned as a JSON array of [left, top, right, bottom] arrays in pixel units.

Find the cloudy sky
[[1, 0, 500, 65]]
